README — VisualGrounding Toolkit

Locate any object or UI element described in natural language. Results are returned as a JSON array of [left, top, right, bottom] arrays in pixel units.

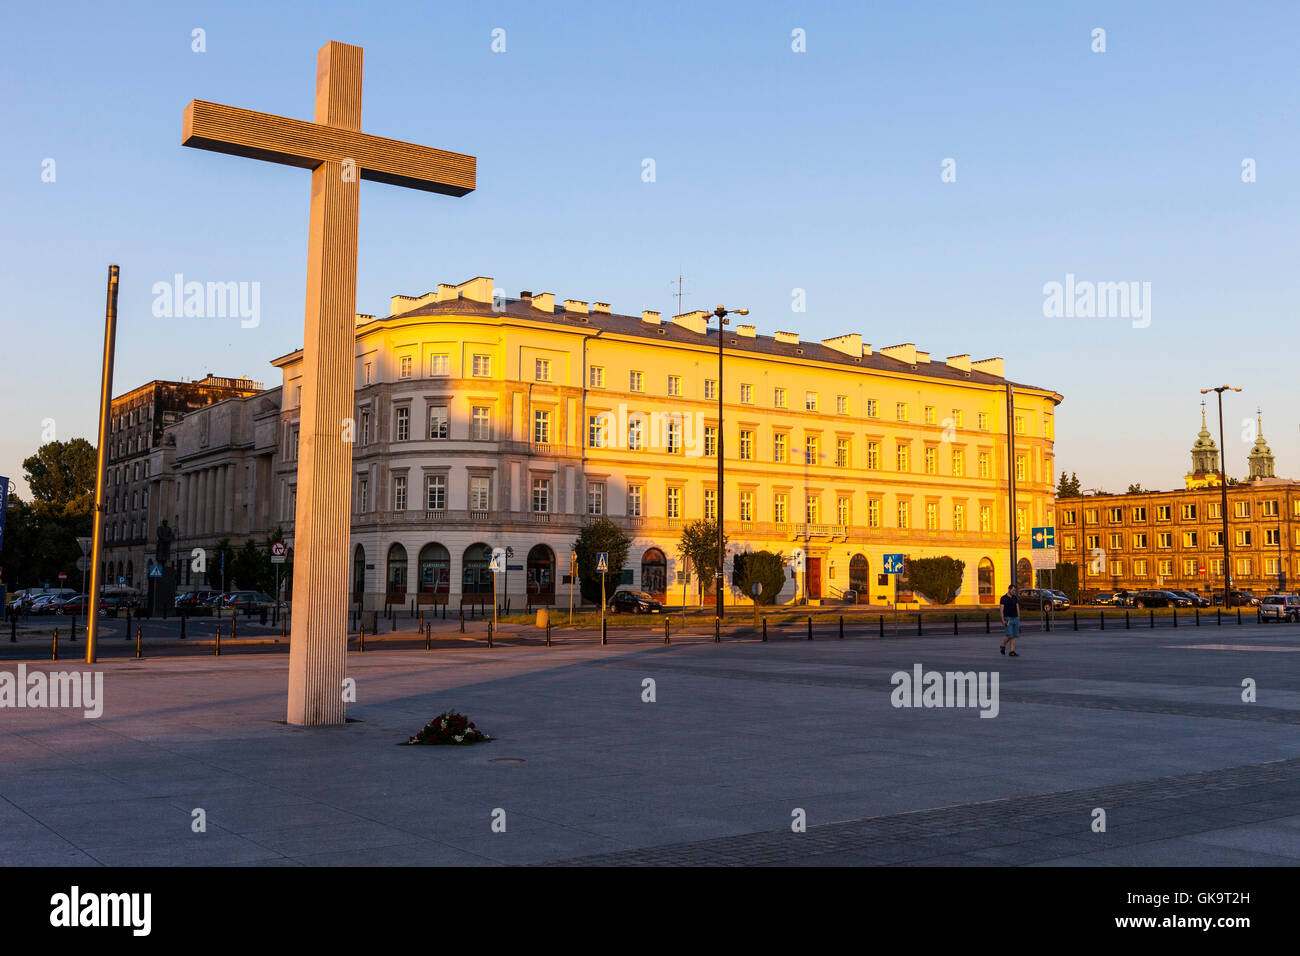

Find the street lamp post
[[709, 304, 747, 622], [1201, 386, 1240, 605]]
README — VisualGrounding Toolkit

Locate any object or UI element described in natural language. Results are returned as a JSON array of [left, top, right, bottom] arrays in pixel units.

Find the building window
[[953, 503, 966, 531], [704, 489, 717, 520], [1234, 501, 1250, 518], [532, 478, 551, 513], [666, 487, 681, 519], [1263, 499, 1279, 517], [425, 475, 446, 511], [704, 379, 717, 399], [472, 354, 492, 377], [1133, 506, 1147, 521], [1016, 508, 1027, 535], [1108, 507, 1123, 523], [867, 499, 881, 528], [357, 477, 368, 513], [1236, 558, 1252, 576], [835, 496, 850, 526], [951, 450, 965, 477], [835, 438, 849, 468], [1156, 505, 1171, 520], [774, 493, 788, 524], [1182, 531, 1198, 548], [740, 430, 754, 460], [429, 406, 448, 440], [805, 435, 819, 464], [533, 410, 551, 444], [896, 402, 909, 422], [978, 452, 990, 478], [1134, 533, 1149, 549], [399, 356, 412, 379], [628, 484, 643, 517], [667, 417, 682, 454], [1181, 503, 1197, 520], [740, 491, 754, 523], [587, 482, 605, 515], [774, 433, 788, 463], [471, 406, 491, 441], [924, 405, 936, 425], [1236, 530, 1252, 547], [628, 417, 644, 450], [395, 407, 410, 441], [925, 502, 938, 530], [952, 409, 964, 428], [867, 441, 880, 470], [589, 366, 606, 388], [1208, 502, 1222, 519], [1265, 528, 1280, 546], [1208, 530, 1223, 547], [588, 415, 606, 448], [976, 411, 988, 430], [360, 411, 370, 445], [924, 447, 937, 475], [468, 476, 490, 512], [896, 443, 910, 472], [740, 384, 754, 404], [364, 363, 372, 384], [704, 426, 718, 457], [629, 370, 644, 392], [1109, 533, 1123, 550], [1015, 455, 1027, 482], [774, 387, 787, 409], [667, 375, 681, 396], [866, 399, 878, 418], [806, 495, 820, 524], [287, 425, 300, 460], [429, 354, 450, 376], [805, 392, 819, 412], [393, 475, 407, 511], [897, 500, 911, 529], [836, 395, 849, 415]]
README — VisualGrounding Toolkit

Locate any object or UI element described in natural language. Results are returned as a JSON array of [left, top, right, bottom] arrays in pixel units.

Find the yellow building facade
[[271, 277, 1062, 609]]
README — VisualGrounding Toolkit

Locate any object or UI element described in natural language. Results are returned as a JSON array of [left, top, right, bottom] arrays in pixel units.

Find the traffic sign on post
[[596, 552, 609, 573], [58, 571, 68, 582], [1031, 526, 1056, 549], [788, 548, 806, 572], [490, 548, 507, 572], [883, 554, 905, 575], [148, 564, 162, 579], [270, 542, 287, 564]]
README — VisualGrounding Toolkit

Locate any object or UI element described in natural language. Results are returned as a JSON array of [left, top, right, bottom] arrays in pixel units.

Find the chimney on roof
[[520, 290, 532, 301], [641, 310, 661, 325], [435, 283, 458, 302], [390, 291, 438, 315], [457, 277, 494, 304], [592, 302, 611, 314], [971, 357, 1005, 378], [861, 343, 873, 356], [355, 313, 375, 326], [945, 354, 971, 373], [532, 293, 554, 313], [821, 333, 861, 357], [564, 299, 589, 315], [672, 310, 709, 334], [736, 324, 756, 338], [774, 330, 799, 344], [915, 351, 930, 364], [880, 343, 917, 364]]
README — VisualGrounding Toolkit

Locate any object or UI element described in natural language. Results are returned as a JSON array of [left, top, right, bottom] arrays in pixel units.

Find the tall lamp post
[[1201, 385, 1240, 603], [709, 304, 747, 621]]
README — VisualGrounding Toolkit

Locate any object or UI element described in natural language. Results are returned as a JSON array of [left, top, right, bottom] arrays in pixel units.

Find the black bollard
[[1149, 610, 1154, 629], [135, 625, 142, 659], [762, 618, 767, 642], [1217, 608, 1221, 626], [215, 624, 222, 657], [488, 621, 493, 649], [917, 613, 922, 636], [180, 610, 187, 640], [1173, 607, 1178, 628], [985, 612, 990, 634], [601, 618, 607, 646], [879, 615, 884, 638], [425, 622, 431, 651], [807, 616, 812, 640], [1195, 608, 1200, 626], [665, 619, 670, 645], [1237, 608, 1241, 625], [1101, 611, 1105, 630], [840, 616, 844, 639], [459, 608, 465, 633], [10, 615, 16, 643], [714, 618, 720, 643], [953, 613, 958, 636], [392, 613, 396, 633], [359, 623, 365, 653], [1073, 611, 1078, 631]]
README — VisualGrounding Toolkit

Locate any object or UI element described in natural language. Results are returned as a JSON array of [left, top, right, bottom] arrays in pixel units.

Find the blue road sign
[[117, 576, 125, 586], [883, 553, 905, 575], [596, 552, 609, 573], [1031, 526, 1055, 549], [148, 564, 163, 578]]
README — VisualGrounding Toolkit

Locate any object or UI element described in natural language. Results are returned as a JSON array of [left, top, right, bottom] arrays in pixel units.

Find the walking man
[[999, 584, 1021, 657]]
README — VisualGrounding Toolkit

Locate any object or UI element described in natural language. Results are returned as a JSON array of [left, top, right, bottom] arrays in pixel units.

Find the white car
[[1258, 594, 1300, 623]]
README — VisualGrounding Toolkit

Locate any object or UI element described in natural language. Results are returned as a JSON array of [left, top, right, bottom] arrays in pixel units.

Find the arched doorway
[[352, 544, 365, 604], [849, 553, 870, 603], [462, 543, 492, 605], [418, 543, 450, 605], [978, 558, 995, 604], [1017, 557, 1033, 590], [386, 543, 408, 603], [526, 545, 555, 605], [641, 548, 667, 600]]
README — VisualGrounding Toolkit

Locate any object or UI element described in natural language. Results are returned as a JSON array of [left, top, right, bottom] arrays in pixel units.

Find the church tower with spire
[[1184, 402, 1222, 489], [1247, 408, 1276, 480]]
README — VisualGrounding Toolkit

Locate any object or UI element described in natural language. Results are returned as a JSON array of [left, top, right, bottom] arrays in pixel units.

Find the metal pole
[[86, 264, 119, 664], [1216, 389, 1232, 601], [1007, 382, 1017, 592], [716, 310, 725, 624]]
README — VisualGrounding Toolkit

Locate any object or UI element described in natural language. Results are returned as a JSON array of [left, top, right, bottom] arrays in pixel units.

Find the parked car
[[607, 589, 664, 614], [1047, 589, 1072, 609], [1089, 591, 1126, 606], [1131, 589, 1193, 609], [1168, 589, 1210, 608], [1258, 594, 1300, 623], [51, 594, 90, 615], [220, 591, 277, 613], [1017, 588, 1068, 612], [30, 590, 78, 614], [1213, 590, 1259, 608], [175, 590, 219, 610]]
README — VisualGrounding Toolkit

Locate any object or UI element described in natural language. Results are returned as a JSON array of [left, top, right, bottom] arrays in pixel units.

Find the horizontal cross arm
[[182, 100, 475, 196]]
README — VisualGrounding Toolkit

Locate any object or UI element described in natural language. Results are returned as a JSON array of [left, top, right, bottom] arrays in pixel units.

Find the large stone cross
[[182, 41, 475, 725]]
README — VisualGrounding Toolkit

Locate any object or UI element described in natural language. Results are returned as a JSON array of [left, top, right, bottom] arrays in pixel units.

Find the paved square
[[2, 623, 1299, 866]]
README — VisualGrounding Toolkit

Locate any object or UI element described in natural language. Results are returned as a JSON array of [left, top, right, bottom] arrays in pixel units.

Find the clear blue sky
[[2, 0, 1297, 498]]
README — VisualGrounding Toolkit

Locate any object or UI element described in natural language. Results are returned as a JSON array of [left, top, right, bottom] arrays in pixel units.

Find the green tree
[[231, 538, 265, 591], [1056, 471, 1082, 498], [22, 439, 97, 509], [264, 526, 292, 601], [1052, 561, 1080, 603], [0, 441, 96, 590], [572, 518, 630, 605], [901, 557, 966, 605], [678, 519, 728, 602], [1126, 482, 1147, 494], [211, 537, 236, 591], [733, 550, 785, 606]]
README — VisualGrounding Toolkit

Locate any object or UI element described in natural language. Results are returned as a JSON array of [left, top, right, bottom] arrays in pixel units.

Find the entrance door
[[806, 557, 822, 599]]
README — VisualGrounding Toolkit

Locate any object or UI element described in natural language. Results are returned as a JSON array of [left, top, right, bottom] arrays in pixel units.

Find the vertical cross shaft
[[286, 43, 363, 725]]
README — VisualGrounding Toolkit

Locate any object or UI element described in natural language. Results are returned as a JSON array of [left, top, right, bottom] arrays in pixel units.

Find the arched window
[[849, 554, 870, 597], [386, 543, 408, 598], [526, 545, 556, 604], [978, 558, 995, 604], [418, 543, 450, 603], [1017, 557, 1033, 590], [352, 545, 366, 602], [641, 548, 668, 598], [462, 543, 492, 596]]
